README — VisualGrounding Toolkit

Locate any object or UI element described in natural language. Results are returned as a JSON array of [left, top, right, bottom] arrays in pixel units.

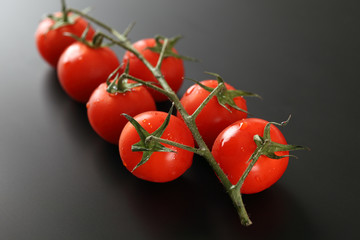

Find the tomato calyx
[[147, 35, 197, 61], [64, 25, 112, 49], [46, 12, 77, 31], [251, 115, 309, 160], [46, 0, 91, 31], [122, 104, 176, 172], [233, 116, 309, 191], [106, 65, 142, 94], [191, 72, 260, 113], [46, 0, 76, 30]]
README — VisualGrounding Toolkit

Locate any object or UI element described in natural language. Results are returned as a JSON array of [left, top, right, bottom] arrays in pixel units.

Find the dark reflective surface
[[1, 0, 359, 239]]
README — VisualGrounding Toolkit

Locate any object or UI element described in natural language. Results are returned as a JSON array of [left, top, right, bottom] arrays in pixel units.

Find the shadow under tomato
[[156, 100, 174, 114], [42, 68, 101, 143], [42, 68, 315, 239], [42, 68, 67, 103], [95, 148, 316, 240], [239, 186, 317, 239]]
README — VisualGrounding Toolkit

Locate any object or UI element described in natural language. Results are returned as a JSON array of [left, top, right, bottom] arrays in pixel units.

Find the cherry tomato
[[212, 118, 289, 194], [177, 80, 247, 148], [35, 12, 95, 68], [119, 111, 194, 183], [87, 82, 156, 144], [121, 38, 185, 102], [57, 42, 120, 103]]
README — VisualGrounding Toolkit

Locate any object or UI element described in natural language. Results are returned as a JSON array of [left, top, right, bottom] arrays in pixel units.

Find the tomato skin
[[177, 80, 247, 148], [119, 111, 194, 183], [121, 38, 185, 102], [212, 118, 289, 194], [57, 42, 120, 103], [35, 12, 95, 68], [86, 82, 156, 144]]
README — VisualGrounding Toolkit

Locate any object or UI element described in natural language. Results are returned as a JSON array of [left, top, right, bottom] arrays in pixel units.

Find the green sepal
[[122, 104, 177, 172], [46, 2, 91, 35], [106, 65, 142, 94], [122, 22, 136, 38], [250, 116, 309, 161], [64, 27, 109, 49], [147, 35, 198, 61], [47, 2, 91, 31], [47, 12, 78, 30], [191, 72, 260, 113], [62, 29, 86, 44]]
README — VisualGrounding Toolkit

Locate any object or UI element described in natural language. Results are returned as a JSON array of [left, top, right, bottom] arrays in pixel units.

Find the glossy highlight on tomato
[[35, 12, 95, 68], [57, 42, 120, 103], [121, 38, 185, 102], [178, 80, 247, 148], [119, 111, 194, 183], [87, 82, 156, 144], [212, 118, 289, 194]]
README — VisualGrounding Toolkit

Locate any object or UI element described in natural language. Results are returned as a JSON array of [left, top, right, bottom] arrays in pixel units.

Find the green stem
[[235, 142, 267, 191], [61, 0, 68, 22], [68, 7, 253, 226], [191, 82, 224, 120], [68, 8, 125, 41], [229, 187, 252, 226], [119, 74, 169, 97], [94, 32, 133, 52], [155, 38, 168, 70], [122, 22, 136, 37], [146, 135, 205, 156]]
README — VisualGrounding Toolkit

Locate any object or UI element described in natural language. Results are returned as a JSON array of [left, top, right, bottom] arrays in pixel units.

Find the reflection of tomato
[[178, 80, 247, 148], [119, 111, 194, 183], [35, 12, 95, 68], [212, 118, 289, 194], [57, 42, 120, 103], [121, 38, 184, 102], [87, 82, 156, 144]]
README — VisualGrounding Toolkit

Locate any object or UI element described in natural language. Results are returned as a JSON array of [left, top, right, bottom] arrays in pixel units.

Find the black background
[[1, 0, 359, 239]]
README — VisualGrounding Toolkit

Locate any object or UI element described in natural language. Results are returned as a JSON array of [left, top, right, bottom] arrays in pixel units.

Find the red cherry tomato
[[177, 80, 247, 148], [119, 111, 194, 183], [212, 118, 289, 194], [57, 42, 120, 103], [121, 38, 185, 102], [35, 12, 95, 68], [87, 82, 156, 144]]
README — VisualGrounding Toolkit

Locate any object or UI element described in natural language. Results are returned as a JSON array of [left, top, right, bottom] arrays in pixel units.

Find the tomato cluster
[[35, 6, 299, 195], [35, 10, 194, 183]]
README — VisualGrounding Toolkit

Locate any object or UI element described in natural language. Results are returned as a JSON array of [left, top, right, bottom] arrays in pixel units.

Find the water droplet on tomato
[[185, 85, 196, 96], [239, 122, 247, 130], [220, 124, 240, 147], [220, 138, 226, 147]]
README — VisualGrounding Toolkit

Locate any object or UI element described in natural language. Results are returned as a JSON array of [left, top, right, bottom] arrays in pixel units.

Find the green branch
[[146, 135, 205, 156], [190, 81, 225, 120], [65, 3, 260, 226], [155, 38, 168, 70], [119, 73, 169, 96]]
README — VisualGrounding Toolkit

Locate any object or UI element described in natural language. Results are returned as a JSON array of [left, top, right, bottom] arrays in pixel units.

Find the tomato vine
[[37, 0, 309, 226]]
